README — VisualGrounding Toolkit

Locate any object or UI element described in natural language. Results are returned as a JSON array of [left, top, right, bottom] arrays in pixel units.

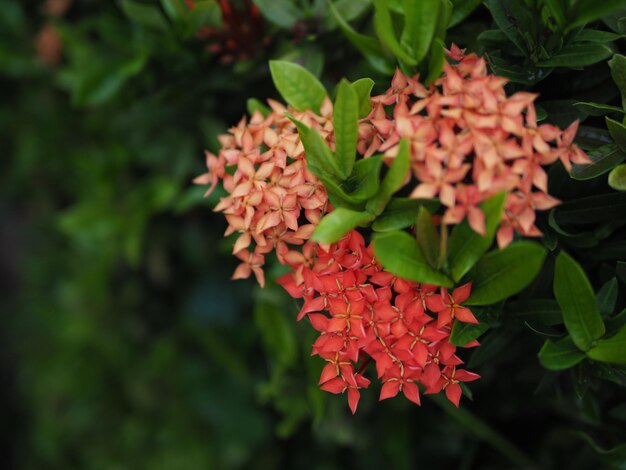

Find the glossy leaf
[[536, 44, 612, 68], [252, 0, 302, 28], [246, 98, 271, 117], [373, 231, 453, 287], [371, 198, 439, 232], [328, 0, 394, 75], [450, 0, 483, 27], [609, 54, 626, 109], [572, 29, 624, 43], [448, 192, 506, 283], [269, 61, 327, 113], [568, 0, 626, 31], [333, 80, 359, 179], [586, 323, 626, 365], [416, 206, 441, 269], [606, 116, 626, 153], [553, 192, 626, 225], [121, 0, 170, 31], [450, 305, 499, 346], [609, 164, 626, 191], [554, 251, 605, 351], [372, 0, 418, 65], [341, 156, 383, 202], [351, 78, 375, 118], [538, 337, 586, 371], [597, 278, 618, 318], [484, 0, 529, 55], [573, 102, 624, 116], [401, 0, 439, 63], [464, 242, 547, 306], [508, 299, 563, 326], [313, 208, 374, 243], [289, 116, 342, 181], [366, 139, 411, 215], [426, 39, 446, 85], [571, 144, 626, 180], [254, 297, 298, 367]]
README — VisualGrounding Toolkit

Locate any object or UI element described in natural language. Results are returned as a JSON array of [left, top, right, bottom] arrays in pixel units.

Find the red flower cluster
[[359, 45, 589, 246], [278, 231, 480, 413]]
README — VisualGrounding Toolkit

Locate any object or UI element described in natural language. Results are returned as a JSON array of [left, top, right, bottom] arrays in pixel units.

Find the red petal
[[452, 282, 472, 304], [347, 388, 360, 414], [455, 307, 478, 324], [402, 382, 421, 406], [320, 377, 346, 394], [445, 383, 462, 407], [379, 381, 401, 401], [454, 369, 481, 382], [319, 363, 337, 384]]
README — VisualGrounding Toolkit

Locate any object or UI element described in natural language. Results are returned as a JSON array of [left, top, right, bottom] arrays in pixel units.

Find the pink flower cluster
[[359, 45, 589, 246], [194, 100, 333, 286], [278, 231, 480, 413]]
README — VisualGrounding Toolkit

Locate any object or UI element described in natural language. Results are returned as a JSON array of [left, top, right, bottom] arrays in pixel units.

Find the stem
[[429, 394, 535, 469]]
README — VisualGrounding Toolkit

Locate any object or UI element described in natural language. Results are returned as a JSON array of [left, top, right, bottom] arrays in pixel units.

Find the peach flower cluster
[[194, 100, 333, 287], [359, 45, 589, 246]]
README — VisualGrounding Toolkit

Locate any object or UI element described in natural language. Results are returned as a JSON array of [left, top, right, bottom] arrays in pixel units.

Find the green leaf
[[344, 156, 383, 201], [373, 0, 418, 65], [609, 163, 626, 190], [538, 337, 586, 371], [464, 242, 547, 306], [253, 0, 302, 28], [536, 44, 613, 68], [416, 206, 441, 269], [508, 299, 563, 326], [484, 0, 530, 55], [289, 116, 342, 180], [577, 432, 626, 470], [328, 0, 394, 75], [606, 116, 626, 153], [121, 0, 170, 31], [572, 29, 624, 43], [553, 192, 626, 225], [448, 192, 506, 283], [554, 251, 606, 351], [313, 208, 374, 243], [568, 0, 626, 31], [597, 278, 618, 318], [246, 98, 271, 117], [450, 305, 499, 346], [371, 197, 439, 231], [333, 80, 359, 179], [254, 295, 298, 367], [542, 0, 566, 27], [450, 0, 484, 28], [366, 139, 411, 214], [269, 61, 327, 113], [373, 231, 453, 287], [573, 101, 625, 116], [571, 144, 626, 180], [609, 54, 626, 109], [351, 78, 375, 118], [401, 0, 440, 63], [426, 38, 446, 85], [586, 323, 626, 365]]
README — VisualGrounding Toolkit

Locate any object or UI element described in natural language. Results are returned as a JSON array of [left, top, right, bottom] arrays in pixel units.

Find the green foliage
[[448, 193, 507, 283], [373, 231, 454, 287], [333, 79, 359, 177], [554, 251, 606, 351], [270, 60, 328, 113], [464, 242, 547, 306], [538, 337, 587, 370]]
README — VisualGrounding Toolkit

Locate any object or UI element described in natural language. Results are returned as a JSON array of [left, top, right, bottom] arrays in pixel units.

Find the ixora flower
[[195, 45, 589, 413]]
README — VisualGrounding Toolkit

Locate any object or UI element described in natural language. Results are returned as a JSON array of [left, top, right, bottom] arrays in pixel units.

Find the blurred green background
[[2, 1, 625, 469]]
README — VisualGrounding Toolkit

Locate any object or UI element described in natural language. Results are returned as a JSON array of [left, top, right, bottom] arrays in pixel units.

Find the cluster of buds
[[278, 231, 480, 413], [359, 45, 589, 246], [194, 99, 333, 286]]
